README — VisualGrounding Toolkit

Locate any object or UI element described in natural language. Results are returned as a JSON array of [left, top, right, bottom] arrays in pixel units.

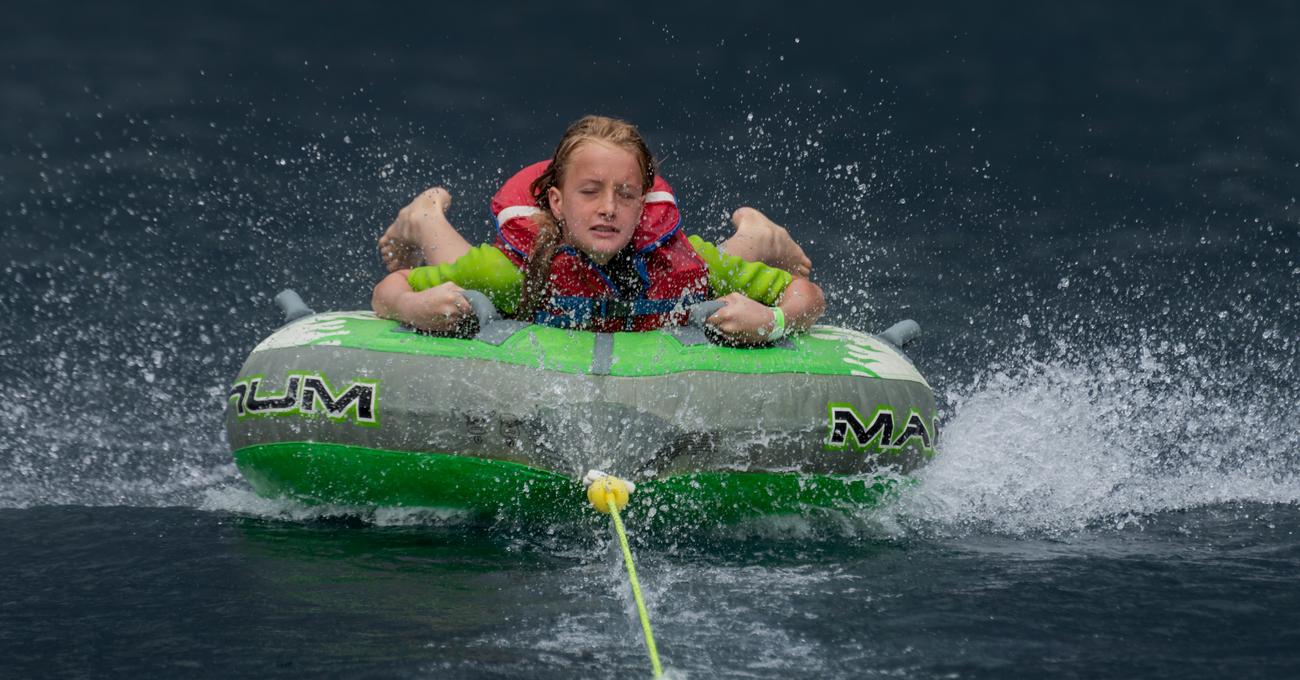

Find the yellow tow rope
[[585, 472, 663, 678]]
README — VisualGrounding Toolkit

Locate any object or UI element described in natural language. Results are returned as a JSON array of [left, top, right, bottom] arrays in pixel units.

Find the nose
[[598, 189, 617, 219]]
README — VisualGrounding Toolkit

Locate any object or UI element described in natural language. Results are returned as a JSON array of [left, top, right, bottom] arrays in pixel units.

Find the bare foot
[[728, 207, 813, 277], [379, 188, 454, 272]]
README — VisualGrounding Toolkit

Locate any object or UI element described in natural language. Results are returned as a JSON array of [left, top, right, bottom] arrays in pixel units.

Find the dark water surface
[[2, 505, 1298, 679], [3, 2, 1298, 678]]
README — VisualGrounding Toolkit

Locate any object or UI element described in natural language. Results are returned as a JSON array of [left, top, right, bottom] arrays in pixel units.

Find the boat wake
[[894, 338, 1299, 537]]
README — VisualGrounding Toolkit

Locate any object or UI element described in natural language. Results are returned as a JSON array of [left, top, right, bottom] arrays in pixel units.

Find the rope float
[[583, 469, 663, 678]]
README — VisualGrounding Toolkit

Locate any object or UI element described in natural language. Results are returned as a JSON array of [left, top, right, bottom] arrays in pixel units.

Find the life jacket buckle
[[595, 298, 635, 319]]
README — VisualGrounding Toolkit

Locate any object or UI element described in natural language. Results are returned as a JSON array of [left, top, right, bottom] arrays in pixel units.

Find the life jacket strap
[[536, 292, 711, 328]]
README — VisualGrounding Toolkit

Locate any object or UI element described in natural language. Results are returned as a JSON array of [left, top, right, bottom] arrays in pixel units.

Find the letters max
[[825, 403, 935, 453]]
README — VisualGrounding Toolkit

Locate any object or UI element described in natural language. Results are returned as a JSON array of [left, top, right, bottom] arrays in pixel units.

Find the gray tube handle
[[662, 300, 723, 346], [879, 319, 921, 348], [688, 299, 726, 328], [275, 289, 315, 323], [669, 299, 770, 346], [459, 289, 527, 346], [459, 289, 501, 325]]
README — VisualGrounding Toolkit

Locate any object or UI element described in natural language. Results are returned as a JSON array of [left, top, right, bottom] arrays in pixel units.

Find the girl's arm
[[371, 270, 474, 333], [774, 277, 826, 331], [705, 278, 825, 345], [689, 233, 825, 344]]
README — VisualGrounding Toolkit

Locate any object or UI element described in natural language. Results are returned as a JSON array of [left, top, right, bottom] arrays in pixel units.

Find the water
[[3, 2, 1298, 677]]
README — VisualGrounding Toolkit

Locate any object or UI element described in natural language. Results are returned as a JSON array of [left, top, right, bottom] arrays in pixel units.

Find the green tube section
[[233, 442, 904, 528]]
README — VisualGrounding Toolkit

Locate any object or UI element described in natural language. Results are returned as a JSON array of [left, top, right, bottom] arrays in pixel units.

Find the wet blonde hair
[[516, 115, 657, 321]]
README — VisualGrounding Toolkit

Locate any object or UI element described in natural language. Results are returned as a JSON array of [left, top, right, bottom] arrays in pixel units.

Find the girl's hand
[[414, 281, 473, 333], [373, 272, 477, 335], [704, 292, 781, 345]]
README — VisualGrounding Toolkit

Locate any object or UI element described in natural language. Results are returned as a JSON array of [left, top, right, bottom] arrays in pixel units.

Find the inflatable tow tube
[[225, 290, 937, 526]]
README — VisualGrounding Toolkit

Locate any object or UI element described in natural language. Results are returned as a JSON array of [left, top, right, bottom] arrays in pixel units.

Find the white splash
[[894, 345, 1300, 536]]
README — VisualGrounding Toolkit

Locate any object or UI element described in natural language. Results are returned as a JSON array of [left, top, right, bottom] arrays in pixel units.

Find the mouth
[[590, 224, 620, 235]]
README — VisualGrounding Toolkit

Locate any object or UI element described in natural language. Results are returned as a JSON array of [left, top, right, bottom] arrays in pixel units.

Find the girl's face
[[548, 141, 645, 265]]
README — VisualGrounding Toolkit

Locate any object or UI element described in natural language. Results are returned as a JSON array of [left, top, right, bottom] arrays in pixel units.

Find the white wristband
[[767, 306, 786, 341]]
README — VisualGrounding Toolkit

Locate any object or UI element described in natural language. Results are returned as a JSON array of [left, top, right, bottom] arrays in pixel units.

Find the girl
[[372, 115, 823, 344]]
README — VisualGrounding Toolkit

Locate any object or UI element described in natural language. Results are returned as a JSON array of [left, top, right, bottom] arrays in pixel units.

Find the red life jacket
[[491, 161, 711, 332]]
